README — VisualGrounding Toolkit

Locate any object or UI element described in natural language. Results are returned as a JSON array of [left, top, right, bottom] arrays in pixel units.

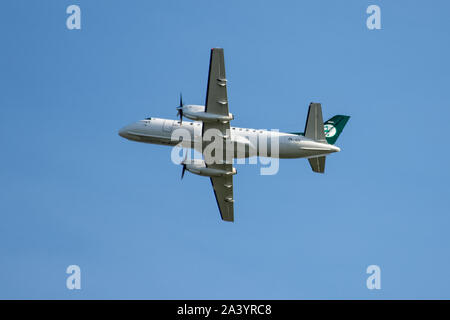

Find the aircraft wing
[[202, 48, 234, 222], [202, 48, 230, 137], [209, 173, 234, 222]]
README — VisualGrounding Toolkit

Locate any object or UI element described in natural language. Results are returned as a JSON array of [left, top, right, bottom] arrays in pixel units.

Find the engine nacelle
[[184, 160, 237, 177], [182, 105, 233, 123]]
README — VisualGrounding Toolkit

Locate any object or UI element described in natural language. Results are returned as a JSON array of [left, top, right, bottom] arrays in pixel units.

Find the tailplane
[[302, 103, 350, 174], [304, 103, 327, 143], [308, 156, 326, 173], [304, 103, 327, 173]]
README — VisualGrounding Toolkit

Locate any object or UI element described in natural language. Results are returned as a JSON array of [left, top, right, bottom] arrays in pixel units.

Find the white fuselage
[[118, 117, 340, 159]]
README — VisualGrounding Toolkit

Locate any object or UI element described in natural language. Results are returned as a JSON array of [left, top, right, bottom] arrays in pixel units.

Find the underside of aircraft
[[119, 48, 350, 222]]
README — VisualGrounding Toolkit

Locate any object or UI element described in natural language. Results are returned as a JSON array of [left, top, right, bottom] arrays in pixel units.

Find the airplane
[[119, 48, 350, 222]]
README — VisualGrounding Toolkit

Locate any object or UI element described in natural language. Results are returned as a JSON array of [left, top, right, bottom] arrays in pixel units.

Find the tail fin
[[289, 111, 350, 145], [288, 107, 350, 173], [323, 115, 350, 145], [303, 105, 350, 174]]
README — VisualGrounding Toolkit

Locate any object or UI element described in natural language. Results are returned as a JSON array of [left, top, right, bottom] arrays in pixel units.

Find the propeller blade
[[177, 93, 184, 124], [181, 164, 186, 180], [181, 151, 188, 180]]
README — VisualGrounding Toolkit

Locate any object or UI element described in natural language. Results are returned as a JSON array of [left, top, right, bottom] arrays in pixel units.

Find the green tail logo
[[289, 115, 350, 144], [323, 115, 350, 145]]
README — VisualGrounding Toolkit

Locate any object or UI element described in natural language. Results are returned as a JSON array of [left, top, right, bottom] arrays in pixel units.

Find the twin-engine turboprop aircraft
[[119, 48, 350, 222]]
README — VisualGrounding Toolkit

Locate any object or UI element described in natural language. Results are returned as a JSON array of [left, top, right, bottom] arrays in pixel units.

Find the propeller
[[181, 163, 186, 180], [180, 151, 188, 180], [176, 93, 184, 124]]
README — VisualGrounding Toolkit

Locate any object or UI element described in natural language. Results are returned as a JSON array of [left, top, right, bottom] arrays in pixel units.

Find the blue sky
[[1, 0, 450, 299]]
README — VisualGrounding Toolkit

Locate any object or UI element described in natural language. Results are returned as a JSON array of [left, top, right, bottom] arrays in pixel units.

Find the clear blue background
[[1, 0, 449, 299]]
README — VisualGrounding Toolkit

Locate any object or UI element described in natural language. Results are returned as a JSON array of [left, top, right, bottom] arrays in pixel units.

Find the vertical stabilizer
[[324, 115, 351, 145]]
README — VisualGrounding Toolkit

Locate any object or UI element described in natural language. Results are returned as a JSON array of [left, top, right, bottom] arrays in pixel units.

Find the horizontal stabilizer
[[304, 103, 327, 143], [308, 156, 326, 173]]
